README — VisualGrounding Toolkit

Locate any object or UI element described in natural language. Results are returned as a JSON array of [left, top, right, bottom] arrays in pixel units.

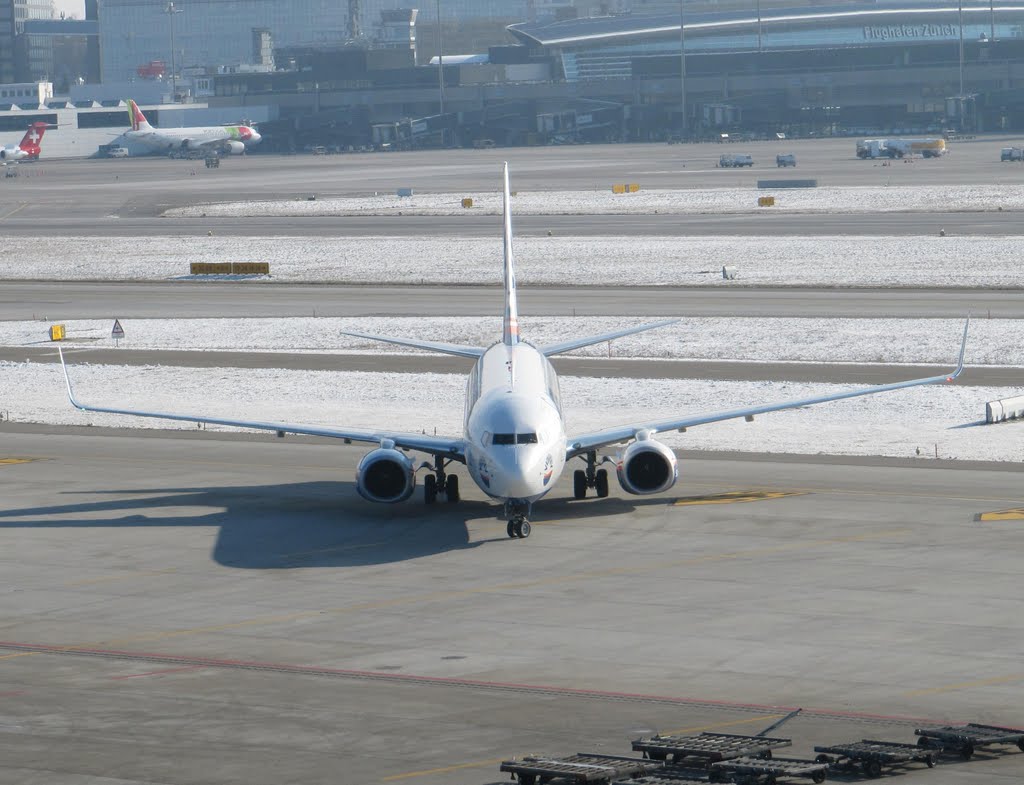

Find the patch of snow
[[6, 316, 1008, 366], [3, 234, 1024, 288], [164, 185, 1024, 217]]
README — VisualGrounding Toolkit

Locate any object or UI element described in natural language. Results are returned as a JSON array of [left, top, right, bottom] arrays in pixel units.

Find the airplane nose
[[249, 131, 261, 144]]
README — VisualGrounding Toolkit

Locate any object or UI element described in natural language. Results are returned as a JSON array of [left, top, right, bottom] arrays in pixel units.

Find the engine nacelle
[[224, 140, 245, 155], [616, 434, 678, 495], [356, 447, 415, 503], [0, 150, 7, 160]]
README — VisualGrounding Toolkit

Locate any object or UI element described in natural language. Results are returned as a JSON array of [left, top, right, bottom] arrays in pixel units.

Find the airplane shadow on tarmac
[[0, 479, 665, 569]]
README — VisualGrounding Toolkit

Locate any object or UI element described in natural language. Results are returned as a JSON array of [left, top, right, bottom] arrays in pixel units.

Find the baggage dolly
[[632, 732, 792, 765], [914, 722, 1024, 760], [813, 739, 938, 778], [500, 752, 657, 784], [710, 755, 828, 784]]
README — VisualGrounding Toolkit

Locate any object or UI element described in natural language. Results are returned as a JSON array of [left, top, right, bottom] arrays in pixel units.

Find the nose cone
[[490, 448, 548, 500], [248, 129, 262, 145]]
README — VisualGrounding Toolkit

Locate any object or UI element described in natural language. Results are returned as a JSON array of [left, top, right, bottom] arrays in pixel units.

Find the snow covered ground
[[5, 360, 1016, 462], [5, 316, 1008, 366], [4, 234, 1024, 288], [165, 184, 1024, 218]]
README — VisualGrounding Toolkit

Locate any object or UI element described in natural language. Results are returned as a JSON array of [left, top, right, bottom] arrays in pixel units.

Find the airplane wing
[[566, 318, 970, 459], [58, 349, 465, 460], [540, 319, 680, 357], [339, 329, 485, 358]]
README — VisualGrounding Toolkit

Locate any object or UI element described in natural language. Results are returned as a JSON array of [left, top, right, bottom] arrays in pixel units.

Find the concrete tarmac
[[3, 282, 1023, 320], [0, 429, 1021, 784]]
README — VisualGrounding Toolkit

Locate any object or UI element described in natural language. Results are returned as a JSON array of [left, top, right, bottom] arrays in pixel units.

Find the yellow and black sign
[[758, 196, 776, 207], [977, 508, 1024, 522], [48, 324, 65, 341], [674, 490, 806, 507]]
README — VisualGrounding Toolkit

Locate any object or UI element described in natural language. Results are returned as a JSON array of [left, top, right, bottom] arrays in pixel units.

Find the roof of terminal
[[508, 2, 1014, 46]]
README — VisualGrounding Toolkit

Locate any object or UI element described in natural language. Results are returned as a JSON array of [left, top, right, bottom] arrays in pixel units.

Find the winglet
[[57, 347, 84, 410], [949, 316, 970, 381], [501, 162, 520, 346]]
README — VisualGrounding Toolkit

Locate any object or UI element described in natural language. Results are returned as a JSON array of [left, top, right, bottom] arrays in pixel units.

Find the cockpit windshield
[[491, 432, 538, 446]]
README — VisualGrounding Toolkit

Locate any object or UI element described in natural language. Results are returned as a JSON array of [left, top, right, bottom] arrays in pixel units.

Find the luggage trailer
[[914, 722, 1024, 760], [499, 753, 658, 785], [631, 732, 793, 765], [812, 739, 940, 778]]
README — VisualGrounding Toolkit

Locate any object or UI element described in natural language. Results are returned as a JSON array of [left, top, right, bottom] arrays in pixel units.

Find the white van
[[106, 146, 129, 158]]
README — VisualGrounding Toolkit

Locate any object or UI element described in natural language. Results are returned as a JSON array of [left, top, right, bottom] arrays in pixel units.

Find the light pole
[[957, 0, 965, 130], [679, 0, 687, 138], [436, 0, 446, 145], [165, 1, 183, 102]]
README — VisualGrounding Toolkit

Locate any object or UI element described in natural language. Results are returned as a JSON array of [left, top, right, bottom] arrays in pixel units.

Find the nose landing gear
[[505, 500, 532, 538]]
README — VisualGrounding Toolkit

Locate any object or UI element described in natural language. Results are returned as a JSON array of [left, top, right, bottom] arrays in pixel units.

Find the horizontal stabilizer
[[540, 319, 679, 357], [340, 329, 485, 358]]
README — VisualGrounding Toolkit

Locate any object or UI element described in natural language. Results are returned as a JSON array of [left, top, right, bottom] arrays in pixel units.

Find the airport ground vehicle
[[1001, 147, 1024, 161], [107, 147, 129, 158], [776, 153, 796, 167], [719, 153, 753, 167], [856, 138, 946, 158], [204, 155, 219, 168]]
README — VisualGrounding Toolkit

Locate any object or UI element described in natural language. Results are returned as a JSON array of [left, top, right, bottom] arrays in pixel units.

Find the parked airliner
[[124, 99, 261, 156], [59, 163, 968, 538], [0, 122, 47, 161]]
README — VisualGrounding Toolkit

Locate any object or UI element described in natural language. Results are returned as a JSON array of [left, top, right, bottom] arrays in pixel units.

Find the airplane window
[[493, 433, 515, 445], [517, 433, 538, 444]]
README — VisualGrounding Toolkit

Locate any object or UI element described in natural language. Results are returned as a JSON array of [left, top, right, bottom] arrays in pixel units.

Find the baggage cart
[[813, 739, 938, 778], [632, 732, 791, 765], [915, 722, 1024, 760]]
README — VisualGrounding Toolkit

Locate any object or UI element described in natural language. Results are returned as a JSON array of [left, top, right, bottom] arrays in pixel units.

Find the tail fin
[[502, 162, 520, 346], [18, 122, 45, 152], [127, 99, 152, 132]]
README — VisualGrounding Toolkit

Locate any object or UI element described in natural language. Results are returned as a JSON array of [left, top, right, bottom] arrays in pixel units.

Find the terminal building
[[5, 2, 1024, 157]]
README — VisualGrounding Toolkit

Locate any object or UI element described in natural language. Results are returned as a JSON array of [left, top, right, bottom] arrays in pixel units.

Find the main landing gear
[[423, 455, 460, 505], [573, 450, 610, 500], [505, 500, 532, 539]]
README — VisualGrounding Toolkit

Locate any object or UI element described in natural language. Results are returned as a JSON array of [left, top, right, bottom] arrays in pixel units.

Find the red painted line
[[0, 640, 981, 726], [111, 665, 207, 680]]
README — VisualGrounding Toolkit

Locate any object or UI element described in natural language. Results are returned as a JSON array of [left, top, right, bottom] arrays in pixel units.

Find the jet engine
[[224, 140, 245, 155], [356, 446, 416, 503], [616, 433, 678, 495]]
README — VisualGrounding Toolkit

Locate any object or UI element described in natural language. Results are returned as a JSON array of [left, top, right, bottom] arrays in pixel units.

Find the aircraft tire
[[595, 469, 609, 498], [573, 470, 587, 499], [424, 474, 437, 504], [445, 474, 460, 502]]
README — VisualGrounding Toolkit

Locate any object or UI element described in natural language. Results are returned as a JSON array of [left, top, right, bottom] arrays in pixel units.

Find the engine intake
[[356, 447, 415, 503], [224, 140, 245, 155], [616, 435, 678, 495]]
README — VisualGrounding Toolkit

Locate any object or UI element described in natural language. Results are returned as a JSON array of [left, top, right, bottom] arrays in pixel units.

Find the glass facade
[[516, 6, 1024, 81]]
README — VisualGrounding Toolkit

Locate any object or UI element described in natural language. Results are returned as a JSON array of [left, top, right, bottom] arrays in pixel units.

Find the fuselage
[[126, 125, 261, 151], [463, 342, 566, 504]]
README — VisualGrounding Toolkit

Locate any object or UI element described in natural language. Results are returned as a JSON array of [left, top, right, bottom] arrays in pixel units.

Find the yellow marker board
[[978, 508, 1024, 521]]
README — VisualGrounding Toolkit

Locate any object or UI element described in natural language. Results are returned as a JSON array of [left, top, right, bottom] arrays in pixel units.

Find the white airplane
[[59, 164, 969, 539], [124, 99, 261, 156], [0, 122, 47, 162]]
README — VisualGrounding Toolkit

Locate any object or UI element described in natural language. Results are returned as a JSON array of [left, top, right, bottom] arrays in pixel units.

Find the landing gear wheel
[[517, 520, 531, 538], [862, 759, 882, 778], [445, 474, 460, 502], [595, 468, 609, 498], [507, 521, 516, 538], [423, 474, 437, 504], [573, 470, 587, 499]]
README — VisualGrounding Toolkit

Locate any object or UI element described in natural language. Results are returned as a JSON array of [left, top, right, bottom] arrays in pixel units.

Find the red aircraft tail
[[18, 122, 47, 158]]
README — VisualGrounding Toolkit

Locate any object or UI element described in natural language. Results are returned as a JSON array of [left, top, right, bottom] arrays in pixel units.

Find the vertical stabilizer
[[127, 99, 153, 132], [502, 162, 520, 345]]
